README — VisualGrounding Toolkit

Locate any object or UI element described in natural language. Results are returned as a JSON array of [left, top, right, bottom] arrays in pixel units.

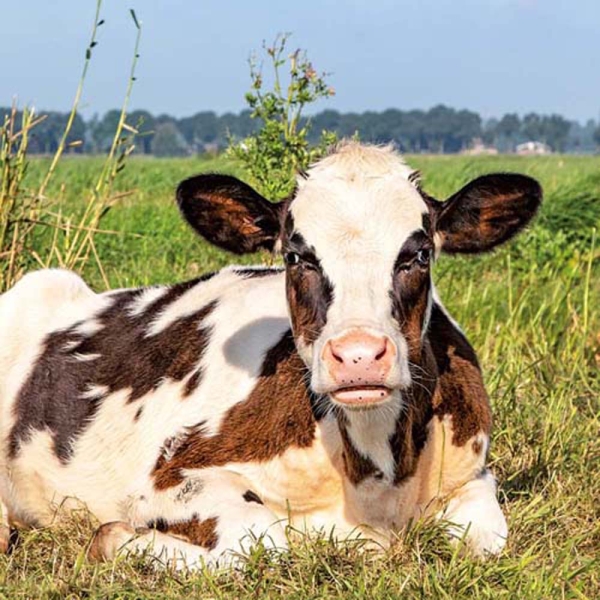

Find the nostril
[[374, 338, 388, 361], [328, 341, 344, 364], [326, 335, 393, 369]]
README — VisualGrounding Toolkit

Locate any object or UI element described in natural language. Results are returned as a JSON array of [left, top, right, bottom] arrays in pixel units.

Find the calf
[[0, 142, 541, 568]]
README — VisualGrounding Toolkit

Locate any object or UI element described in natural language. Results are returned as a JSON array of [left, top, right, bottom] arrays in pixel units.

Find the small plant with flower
[[228, 34, 337, 200]]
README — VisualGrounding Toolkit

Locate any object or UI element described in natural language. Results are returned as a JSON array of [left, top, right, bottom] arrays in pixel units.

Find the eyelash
[[397, 249, 431, 272]]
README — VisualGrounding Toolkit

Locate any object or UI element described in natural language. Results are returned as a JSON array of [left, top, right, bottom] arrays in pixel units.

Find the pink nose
[[323, 331, 396, 386]]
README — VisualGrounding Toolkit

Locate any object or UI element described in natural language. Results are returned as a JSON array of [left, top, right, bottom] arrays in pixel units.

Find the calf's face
[[177, 143, 541, 410], [281, 154, 430, 406]]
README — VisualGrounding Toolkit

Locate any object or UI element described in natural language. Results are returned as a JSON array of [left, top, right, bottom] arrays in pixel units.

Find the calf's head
[[177, 143, 541, 410]]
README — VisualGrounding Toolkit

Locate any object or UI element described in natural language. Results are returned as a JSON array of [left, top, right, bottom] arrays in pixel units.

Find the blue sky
[[2, 0, 599, 122]]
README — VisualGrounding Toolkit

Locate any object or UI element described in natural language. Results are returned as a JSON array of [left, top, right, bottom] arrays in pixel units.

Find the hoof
[[87, 521, 136, 562]]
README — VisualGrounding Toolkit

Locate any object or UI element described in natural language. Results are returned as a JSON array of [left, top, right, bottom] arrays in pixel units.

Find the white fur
[[441, 470, 508, 556], [128, 286, 168, 317], [80, 384, 109, 400], [146, 269, 239, 336], [73, 353, 102, 362], [345, 401, 402, 482]]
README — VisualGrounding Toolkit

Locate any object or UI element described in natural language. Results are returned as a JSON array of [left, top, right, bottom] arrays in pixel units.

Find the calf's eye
[[284, 252, 300, 266], [416, 249, 431, 267], [396, 249, 431, 273]]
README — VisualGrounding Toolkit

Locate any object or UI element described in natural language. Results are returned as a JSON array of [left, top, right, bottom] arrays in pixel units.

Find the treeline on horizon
[[2, 104, 599, 156]]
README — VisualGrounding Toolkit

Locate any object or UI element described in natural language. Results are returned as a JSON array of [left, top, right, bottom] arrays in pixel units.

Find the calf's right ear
[[177, 174, 284, 255], [430, 173, 542, 254]]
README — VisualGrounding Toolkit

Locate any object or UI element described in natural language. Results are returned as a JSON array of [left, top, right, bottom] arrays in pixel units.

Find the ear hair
[[427, 173, 542, 254], [176, 174, 284, 255]]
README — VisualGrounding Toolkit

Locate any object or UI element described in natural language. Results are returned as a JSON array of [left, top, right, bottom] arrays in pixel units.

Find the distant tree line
[[2, 105, 599, 156]]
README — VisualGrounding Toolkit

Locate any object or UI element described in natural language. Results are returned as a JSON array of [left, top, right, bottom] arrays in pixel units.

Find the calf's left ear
[[430, 173, 542, 254], [177, 174, 284, 255]]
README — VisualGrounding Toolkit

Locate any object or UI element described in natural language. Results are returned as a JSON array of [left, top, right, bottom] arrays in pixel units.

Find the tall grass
[[0, 106, 46, 288], [0, 1, 142, 292]]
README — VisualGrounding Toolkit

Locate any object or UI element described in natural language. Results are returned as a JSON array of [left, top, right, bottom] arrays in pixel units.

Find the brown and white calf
[[0, 142, 541, 568]]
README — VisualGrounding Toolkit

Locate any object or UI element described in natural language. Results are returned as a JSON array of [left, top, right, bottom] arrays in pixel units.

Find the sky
[[2, 0, 600, 123]]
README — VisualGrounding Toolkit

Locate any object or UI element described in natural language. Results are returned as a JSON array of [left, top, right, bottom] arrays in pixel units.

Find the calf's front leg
[[89, 521, 219, 570], [439, 469, 507, 557], [89, 468, 287, 570]]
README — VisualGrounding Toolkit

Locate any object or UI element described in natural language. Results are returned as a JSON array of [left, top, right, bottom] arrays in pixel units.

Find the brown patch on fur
[[283, 228, 334, 345], [286, 267, 334, 345], [153, 330, 318, 489], [397, 287, 431, 364], [167, 516, 219, 550], [390, 230, 433, 364], [9, 280, 216, 463], [428, 304, 492, 445], [391, 341, 437, 484], [472, 439, 483, 455], [337, 414, 378, 485]]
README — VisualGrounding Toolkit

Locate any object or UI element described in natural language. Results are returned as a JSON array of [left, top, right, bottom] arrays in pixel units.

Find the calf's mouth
[[330, 384, 392, 407]]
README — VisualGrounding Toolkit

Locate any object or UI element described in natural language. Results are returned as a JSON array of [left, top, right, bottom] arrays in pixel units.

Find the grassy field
[[1, 153, 599, 598]]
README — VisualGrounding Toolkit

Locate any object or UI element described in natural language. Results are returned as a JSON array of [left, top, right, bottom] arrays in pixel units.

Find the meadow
[[0, 153, 599, 598]]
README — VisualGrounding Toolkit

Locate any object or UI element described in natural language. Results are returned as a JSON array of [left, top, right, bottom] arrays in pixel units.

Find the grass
[[1, 153, 599, 598]]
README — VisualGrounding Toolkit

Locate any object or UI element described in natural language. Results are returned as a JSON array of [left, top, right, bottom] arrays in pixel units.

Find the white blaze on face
[[288, 143, 431, 396]]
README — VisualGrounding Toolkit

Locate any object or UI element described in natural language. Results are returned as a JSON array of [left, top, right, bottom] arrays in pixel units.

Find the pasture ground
[[1, 154, 599, 599]]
